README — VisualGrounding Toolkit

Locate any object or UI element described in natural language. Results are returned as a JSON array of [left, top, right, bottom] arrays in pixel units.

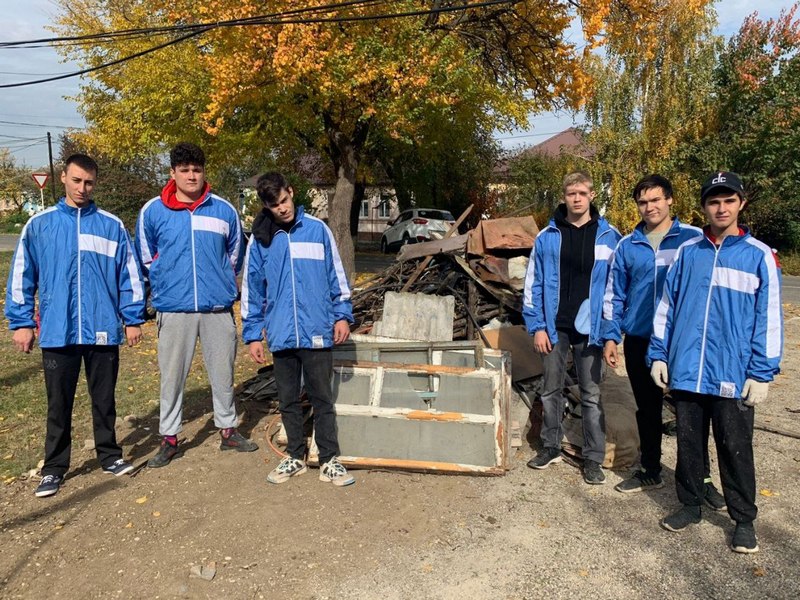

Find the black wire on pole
[[0, 0, 518, 88]]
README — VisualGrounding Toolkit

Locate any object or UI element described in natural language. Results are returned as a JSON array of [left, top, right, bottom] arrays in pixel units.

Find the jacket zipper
[[189, 211, 198, 311], [696, 239, 721, 393], [287, 228, 300, 346], [77, 207, 83, 344]]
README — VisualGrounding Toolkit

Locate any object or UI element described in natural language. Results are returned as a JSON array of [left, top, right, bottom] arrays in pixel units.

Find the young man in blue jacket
[[602, 175, 724, 507], [523, 172, 621, 484], [135, 143, 257, 468], [241, 172, 355, 486], [6, 154, 145, 497], [647, 172, 782, 553]]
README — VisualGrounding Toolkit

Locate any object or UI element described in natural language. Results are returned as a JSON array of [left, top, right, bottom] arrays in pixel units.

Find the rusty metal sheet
[[466, 216, 539, 255]]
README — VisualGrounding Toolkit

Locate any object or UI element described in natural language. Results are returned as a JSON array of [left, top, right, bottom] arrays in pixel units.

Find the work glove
[[742, 379, 769, 407], [650, 360, 669, 390]]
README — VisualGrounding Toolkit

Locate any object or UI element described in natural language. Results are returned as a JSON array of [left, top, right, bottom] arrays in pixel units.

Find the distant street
[[0, 234, 20, 252]]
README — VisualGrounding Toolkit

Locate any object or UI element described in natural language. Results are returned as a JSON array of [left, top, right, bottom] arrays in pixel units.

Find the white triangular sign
[[31, 173, 49, 189]]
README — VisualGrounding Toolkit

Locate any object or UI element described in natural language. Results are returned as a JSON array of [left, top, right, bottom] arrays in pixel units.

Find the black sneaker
[[731, 521, 759, 553], [615, 470, 664, 493], [35, 474, 63, 498], [527, 448, 562, 470], [147, 438, 179, 468], [219, 430, 259, 452], [583, 459, 606, 485], [103, 458, 134, 476], [661, 505, 701, 532], [704, 482, 727, 511]]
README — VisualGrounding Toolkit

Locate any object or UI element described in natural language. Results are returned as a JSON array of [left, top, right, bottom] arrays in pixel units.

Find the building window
[[360, 198, 369, 218], [378, 194, 391, 218]]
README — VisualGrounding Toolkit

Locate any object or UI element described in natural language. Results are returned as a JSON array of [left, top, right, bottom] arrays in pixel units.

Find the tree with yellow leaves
[[53, 0, 679, 274]]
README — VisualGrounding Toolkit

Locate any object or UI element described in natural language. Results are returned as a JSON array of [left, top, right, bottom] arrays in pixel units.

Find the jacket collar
[[632, 216, 681, 242], [57, 197, 97, 217]]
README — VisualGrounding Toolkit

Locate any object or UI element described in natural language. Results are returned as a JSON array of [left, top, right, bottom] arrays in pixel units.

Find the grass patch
[[0, 251, 264, 481], [779, 250, 800, 276]]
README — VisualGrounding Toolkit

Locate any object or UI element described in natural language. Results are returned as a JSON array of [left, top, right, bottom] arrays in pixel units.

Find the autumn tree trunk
[[324, 114, 369, 281]]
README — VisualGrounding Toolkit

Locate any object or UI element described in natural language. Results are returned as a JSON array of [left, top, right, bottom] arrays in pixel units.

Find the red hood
[[160, 178, 210, 211]]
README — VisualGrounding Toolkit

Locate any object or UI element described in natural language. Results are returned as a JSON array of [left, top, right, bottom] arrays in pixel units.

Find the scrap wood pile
[[351, 215, 539, 342]]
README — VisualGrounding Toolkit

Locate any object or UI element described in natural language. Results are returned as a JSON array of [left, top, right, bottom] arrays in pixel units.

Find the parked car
[[380, 208, 456, 253]]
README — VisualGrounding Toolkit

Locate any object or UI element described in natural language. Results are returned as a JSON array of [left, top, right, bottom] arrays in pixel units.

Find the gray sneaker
[[267, 456, 307, 484], [527, 448, 562, 470]]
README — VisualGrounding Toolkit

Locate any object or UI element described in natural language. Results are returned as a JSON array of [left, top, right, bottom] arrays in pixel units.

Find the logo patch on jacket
[[95, 332, 108, 345], [312, 335, 324, 348], [719, 382, 736, 398]]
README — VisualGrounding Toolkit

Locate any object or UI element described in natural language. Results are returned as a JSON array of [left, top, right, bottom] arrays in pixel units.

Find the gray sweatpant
[[156, 311, 238, 436]]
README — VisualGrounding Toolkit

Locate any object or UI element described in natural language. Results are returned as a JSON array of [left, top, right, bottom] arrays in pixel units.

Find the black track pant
[[673, 390, 757, 523], [41, 345, 122, 477]]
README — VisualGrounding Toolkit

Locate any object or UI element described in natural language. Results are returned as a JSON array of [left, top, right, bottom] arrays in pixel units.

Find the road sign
[[31, 173, 49, 189]]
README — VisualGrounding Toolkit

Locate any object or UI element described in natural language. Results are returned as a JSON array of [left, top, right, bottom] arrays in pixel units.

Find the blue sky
[[0, 0, 794, 167]]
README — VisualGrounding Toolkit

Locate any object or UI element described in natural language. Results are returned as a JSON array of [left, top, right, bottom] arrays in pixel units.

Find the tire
[[380, 237, 388, 254]]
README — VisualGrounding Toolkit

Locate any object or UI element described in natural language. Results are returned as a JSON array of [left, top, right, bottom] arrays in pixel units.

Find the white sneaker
[[319, 457, 355, 487], [267, 456, 307, 484]]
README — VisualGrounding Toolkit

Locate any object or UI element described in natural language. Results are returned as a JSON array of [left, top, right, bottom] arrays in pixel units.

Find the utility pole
[[47, 132, 57, 203]]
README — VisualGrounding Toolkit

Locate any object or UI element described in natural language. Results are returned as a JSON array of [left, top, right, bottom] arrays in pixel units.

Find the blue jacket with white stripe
[[241, 206, 353, 351], [647, 228, 783, 397], [135, 186, 243, 313], [601, 218, 702, 343], [522, 208, 621, 347], [5, 199, 145, 348]]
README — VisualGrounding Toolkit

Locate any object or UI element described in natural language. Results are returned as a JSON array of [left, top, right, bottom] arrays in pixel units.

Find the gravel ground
[[1, 316, 798, 599]]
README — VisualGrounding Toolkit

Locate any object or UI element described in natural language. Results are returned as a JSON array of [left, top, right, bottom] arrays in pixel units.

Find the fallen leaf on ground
[[135, 496, 148, 504], [759, 489, 779, 497], [152, 511, 161, 517]]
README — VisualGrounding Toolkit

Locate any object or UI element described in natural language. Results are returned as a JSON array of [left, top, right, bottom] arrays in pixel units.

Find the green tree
[[693, 4, 800, 249], [583, 0, 720, 232]]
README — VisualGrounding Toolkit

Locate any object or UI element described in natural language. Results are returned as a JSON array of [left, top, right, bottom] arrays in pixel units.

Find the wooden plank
[[400, 204, 473, 292]]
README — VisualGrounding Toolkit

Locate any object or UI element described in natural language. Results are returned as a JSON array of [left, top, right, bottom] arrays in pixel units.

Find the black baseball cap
[[700, 171, 745, 203]]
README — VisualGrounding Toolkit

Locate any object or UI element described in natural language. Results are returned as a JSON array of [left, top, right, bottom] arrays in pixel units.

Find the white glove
[[742, 379, 769, 406], [650, 361, 669, 389]]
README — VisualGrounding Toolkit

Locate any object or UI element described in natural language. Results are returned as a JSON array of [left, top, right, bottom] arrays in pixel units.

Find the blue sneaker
[[103, 458, 134, 476], [35, 474, 63, 498]]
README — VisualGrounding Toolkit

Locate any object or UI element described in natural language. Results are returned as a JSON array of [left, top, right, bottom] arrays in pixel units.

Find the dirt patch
[[2, 316, 799, 599]]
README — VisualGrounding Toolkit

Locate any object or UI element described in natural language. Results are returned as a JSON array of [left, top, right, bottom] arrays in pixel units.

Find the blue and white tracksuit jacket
[[647, 229, 782, 397], [135, 192, 243, 313], [601, 218, 702, 343], [5, 199, 145, 348], [241, 206, 353, 352], [523, 215, 621, 347]]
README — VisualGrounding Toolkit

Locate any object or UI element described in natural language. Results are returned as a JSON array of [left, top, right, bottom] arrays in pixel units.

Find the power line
[[0, 119, 79, 129], [0, 0, 518, 88]]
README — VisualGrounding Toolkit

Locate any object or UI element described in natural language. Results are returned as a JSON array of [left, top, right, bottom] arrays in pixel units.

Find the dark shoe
[[731, 521, 759, 553], [583, 459, 606, 485], [103, 458, 134, 476], [661, 506, 701, 532], [147, 438, 179, 468], [704, 481, 727, 511], [220, 430, 259, 452], [35, 474, 63, 498], [527, 448, 562, 470], [615, 470, 664, 493]]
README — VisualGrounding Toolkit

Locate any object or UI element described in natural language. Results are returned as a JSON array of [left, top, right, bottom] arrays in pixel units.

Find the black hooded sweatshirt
[[553, 203, 600, 332], [251, 208, 294, 247]]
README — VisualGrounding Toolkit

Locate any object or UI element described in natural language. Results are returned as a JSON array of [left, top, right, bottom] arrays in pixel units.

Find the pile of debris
[[351, 214, 539, 343]]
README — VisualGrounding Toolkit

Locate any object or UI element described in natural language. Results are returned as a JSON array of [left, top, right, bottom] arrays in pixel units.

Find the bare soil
[[1, 315, 799, 599]]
